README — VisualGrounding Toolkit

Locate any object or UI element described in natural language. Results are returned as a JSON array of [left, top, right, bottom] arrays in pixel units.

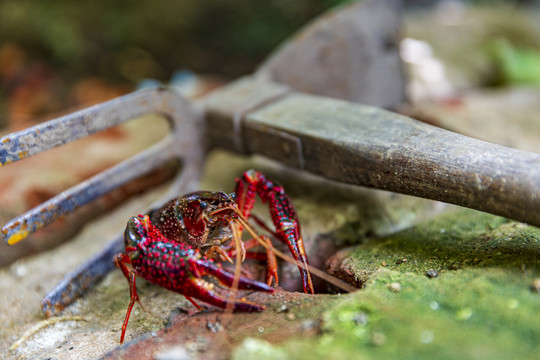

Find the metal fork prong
[[2, 137, 177, 245], [27, 89, 205, 317], [1, 88, 204, 246], [41, 232, 125, 318], [0, 90, 174, 167]]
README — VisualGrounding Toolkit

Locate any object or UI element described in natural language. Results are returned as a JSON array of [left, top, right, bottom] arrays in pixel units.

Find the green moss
[[490, 38, 540, 86], [318, 267, 540, 359], [233, 267, 540, 360], [341, 209, 540, 281], [232, 208, 540, 359]]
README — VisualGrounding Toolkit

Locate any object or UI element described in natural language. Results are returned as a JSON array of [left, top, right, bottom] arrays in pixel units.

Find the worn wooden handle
[[204, 78, 540, 227]]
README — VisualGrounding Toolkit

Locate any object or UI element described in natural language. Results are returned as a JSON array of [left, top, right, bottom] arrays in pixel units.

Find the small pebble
[[531, 278, 540, 293], [206, 320, 222, 333], [388, 282, 401, 292], [456, 307, 473, 320], [353, 313, 368, 326], [154, 345, 191, 360], [13, 264, 28, 278], [425, 269, 439, 278], [371, 332, 386, 346], [301, 319, 317, 330], [507, 298, 519, 309], [420, 330, 434, 344]]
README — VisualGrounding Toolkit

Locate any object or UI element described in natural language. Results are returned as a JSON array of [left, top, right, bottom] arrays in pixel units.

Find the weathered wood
[[204, 78, 540, 227], [201, 77, 290, 154]]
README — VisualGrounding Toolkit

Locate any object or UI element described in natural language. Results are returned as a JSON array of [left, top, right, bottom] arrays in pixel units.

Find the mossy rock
[[233, 208, 540, 360], [335, 209, 540, 282]]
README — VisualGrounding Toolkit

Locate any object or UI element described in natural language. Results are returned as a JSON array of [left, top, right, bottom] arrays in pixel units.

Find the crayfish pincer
[[114, 170, 314, 343]]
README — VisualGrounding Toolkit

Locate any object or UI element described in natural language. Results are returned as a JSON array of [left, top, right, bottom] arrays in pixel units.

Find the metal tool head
[[1, 88, 205, 245]]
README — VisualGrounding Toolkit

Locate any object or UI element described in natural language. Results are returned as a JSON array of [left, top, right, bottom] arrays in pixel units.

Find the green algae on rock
[[329, 208, 540, 285], [233, 208, 540, 360]]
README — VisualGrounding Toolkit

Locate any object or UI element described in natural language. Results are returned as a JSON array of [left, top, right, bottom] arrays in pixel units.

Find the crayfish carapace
[[114, 170, 316, 343]]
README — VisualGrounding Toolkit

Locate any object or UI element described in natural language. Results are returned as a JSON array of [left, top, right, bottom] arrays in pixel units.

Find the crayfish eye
[[199, 201, 208, 209]]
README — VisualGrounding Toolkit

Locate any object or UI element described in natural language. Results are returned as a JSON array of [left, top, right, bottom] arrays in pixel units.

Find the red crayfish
[[114, 170, 314, 343]]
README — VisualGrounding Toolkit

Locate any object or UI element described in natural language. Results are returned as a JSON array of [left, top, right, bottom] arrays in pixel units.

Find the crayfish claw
[[186, 277, 267, 312], [195, 259, 275, 293]]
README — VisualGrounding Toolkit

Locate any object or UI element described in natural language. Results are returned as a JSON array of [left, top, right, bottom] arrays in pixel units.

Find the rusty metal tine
[[1, 90, 168, 166], [2, 87, 205, 317], [41, 232, 124, 317], [4, 138, 173, 245], [2, 87, 205, 245]]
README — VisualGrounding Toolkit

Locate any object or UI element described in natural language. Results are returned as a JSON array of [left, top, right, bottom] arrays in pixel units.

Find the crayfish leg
[[114, 253, 143, 343], [238, 237, 279, 287], [264, 242, 279, 287], [185, 296, 204, 310], [207, 245, 234, 264], [235, 170, 315, 294]]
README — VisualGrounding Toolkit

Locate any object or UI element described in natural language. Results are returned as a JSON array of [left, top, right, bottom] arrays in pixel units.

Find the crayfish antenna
[[234, 214, 357, 294], [224, 218, 244, 314]]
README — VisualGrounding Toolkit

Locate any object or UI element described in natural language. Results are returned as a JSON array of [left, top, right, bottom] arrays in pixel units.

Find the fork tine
[[3, 138, 175, 245], [0, 91, 173, 166], [1, 88, 205, 245], [41, 232, 124, 318], [0, 88, 205, 316]]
